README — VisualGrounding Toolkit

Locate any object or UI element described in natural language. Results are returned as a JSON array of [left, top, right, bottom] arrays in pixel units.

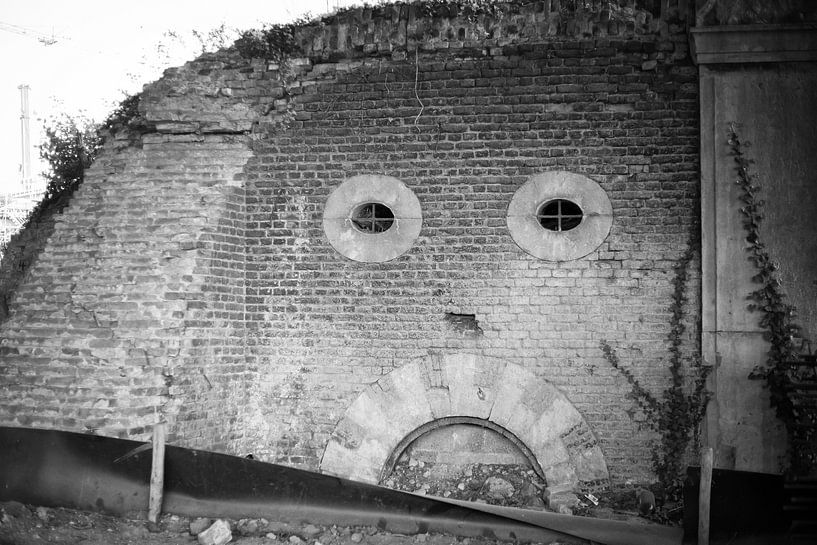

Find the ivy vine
[[601, 220, 711, 503], [728, 124, 815, 475]]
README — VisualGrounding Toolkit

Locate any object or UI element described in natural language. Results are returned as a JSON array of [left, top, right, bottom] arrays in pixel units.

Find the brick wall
[[0, 1, 700, 484], [0, 133, 254, 448], [243, 1, 700, 482]]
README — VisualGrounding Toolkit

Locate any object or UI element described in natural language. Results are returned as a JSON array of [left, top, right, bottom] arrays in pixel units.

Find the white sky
[[0, 0, 361, 194]]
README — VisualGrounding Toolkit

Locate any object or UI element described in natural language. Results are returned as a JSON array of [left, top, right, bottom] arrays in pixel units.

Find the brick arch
[[319, 354, 609, 493]]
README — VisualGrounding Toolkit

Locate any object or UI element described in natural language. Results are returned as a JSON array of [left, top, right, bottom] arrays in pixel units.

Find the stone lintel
[[690, 24, 817, 65]]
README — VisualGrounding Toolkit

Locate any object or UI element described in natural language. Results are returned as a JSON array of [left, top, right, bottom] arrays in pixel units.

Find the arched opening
[[382, 416, 544, 481], [381, 416, 547, 508], [319, 354, 609, 498]]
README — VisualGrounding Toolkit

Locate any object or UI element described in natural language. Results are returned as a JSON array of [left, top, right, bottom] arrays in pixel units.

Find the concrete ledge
[[690, 24, 817, 64]]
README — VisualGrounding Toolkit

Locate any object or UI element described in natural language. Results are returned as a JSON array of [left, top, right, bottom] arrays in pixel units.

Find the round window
[[323, 175, 422, 263], [351, 202, 395, 234], [537, 199, 584, 232], [507, 171, 613, 261]]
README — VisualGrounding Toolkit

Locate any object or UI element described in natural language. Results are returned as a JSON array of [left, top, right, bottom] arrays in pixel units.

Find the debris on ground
[[0, 500, 565, 545], [197, 518, 232, 545], [381, 459, 677, 527], [0, 473, 674, 544]]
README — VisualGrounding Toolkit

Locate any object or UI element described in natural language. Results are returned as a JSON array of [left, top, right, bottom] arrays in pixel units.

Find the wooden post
[[698, 447, 714, 545], [148, 422, 166, 524]]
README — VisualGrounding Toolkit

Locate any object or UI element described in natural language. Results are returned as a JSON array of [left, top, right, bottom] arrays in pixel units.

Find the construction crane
[[0, 20, 60, 45]]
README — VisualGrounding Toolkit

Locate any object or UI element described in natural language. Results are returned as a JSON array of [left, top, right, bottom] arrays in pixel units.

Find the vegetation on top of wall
[[728, 124, 816, 475], [413, 0, 505, 18], [26, 93, 141, 226], [0, 94, 142, 324], [375, 0, 661, 19], [601, 221, 711, 514], [233, 1, 506, 62], [232, 0, 672, 63], [234, 20, 308, 63], [100, 93, 143, 136], [28, 115, 103, 225]]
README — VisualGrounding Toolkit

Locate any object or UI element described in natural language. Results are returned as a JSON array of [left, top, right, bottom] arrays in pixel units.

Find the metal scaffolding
[[0, 189, 41, 248]]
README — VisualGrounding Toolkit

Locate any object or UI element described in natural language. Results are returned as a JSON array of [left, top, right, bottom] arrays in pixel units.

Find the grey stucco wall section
[[694, 25, 817, 472]]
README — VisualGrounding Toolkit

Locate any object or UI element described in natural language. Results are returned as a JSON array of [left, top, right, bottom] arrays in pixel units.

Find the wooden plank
[[148, 422, 166, 524], [699, 447, 714, 545]]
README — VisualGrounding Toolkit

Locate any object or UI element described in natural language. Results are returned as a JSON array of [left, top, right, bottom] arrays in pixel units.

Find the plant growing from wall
[[27, 114, 102, 226], [728, 124, 815, 475], [0, 94, 142, 324], [234, 19, 313, 135], [233, 1, 507, 63], [100, 93, 142, 135], [600, 223, 711, 504], [25, 93, 141, 227], [413, 0, 504, 19], [234, 21, 306, 63]]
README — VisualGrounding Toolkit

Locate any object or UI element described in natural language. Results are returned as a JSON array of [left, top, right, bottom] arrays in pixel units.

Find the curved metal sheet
[[0, 427, 680, 545]]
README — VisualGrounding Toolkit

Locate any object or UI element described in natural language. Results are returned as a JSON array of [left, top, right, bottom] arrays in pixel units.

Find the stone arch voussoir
[[319, 354, 609, 493]]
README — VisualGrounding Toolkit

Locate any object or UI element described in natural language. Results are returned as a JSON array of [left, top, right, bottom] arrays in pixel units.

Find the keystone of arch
[[319, 353, 609, 493]]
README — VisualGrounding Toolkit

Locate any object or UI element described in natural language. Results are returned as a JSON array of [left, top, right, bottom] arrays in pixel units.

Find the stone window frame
[[507, 171, 613, 261], [323, 174, 422, 263]]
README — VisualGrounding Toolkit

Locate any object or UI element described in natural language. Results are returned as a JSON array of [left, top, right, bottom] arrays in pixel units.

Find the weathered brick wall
[[0, 133, 254, 449], [0, 1, 700, 483], [0, 202, 62, 323], [242, 1, 700, 482]]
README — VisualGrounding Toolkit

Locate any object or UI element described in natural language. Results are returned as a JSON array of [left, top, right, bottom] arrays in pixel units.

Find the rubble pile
[[383, 460, 547, 510]]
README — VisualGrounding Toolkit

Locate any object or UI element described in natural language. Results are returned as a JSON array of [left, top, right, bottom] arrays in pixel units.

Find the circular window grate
[[537, 199, 584, 232], [351, 202, 395, 234]]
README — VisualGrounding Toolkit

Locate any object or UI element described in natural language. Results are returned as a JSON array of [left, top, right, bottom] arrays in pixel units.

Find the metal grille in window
[[537, 199, 584, 232], [351, 202, 395, 233]]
